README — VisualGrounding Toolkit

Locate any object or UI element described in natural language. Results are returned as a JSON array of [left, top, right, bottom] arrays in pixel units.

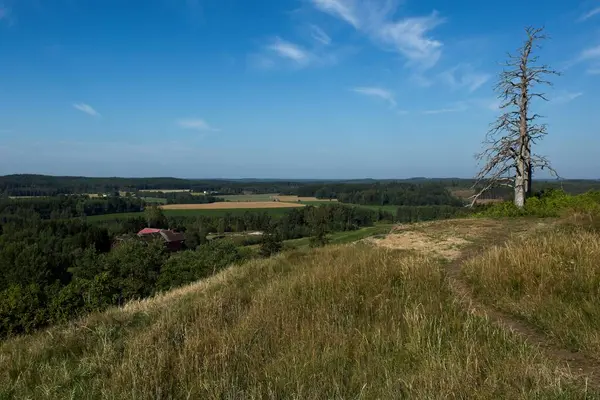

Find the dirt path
[[371, 218, 600, 387], [447, 244, 600, 389]]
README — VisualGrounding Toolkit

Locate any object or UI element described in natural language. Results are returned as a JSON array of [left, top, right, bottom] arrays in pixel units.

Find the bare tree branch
[[471, 26, 560, 208]]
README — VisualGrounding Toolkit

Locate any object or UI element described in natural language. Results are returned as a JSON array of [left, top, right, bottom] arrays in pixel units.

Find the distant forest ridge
[[1, 174, 599, 198]]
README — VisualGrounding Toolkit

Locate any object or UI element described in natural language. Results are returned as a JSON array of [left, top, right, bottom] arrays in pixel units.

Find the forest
[[2, 174, 600, 340], [0, 198, 389, 338], [0, 195, 144, 219]]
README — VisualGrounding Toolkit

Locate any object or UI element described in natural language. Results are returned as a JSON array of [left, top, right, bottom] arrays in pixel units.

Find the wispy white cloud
[[0, 4, 15, 25], [552, 91, 583, 104], [73, 103, 101, 117], [0, 5, 8, 20], [439, 64, 491, 92], [251, 35, 345, 70], [410, 72, 434, 87], [310, 0, 445, 68], [566, 45, 600, 73], [268, 37, 310, 64], [578, 6, 600, 21], [422, 102, 468, 114], [352, 86, 396, 107], [247, 54, 276, 70], [587, 67, 600, 74], [580, 44, 600, 61], [177, 118, 220, 132], [311, 0, 360, 28], [0, 129, 13, 134], [376, 12, 444, 69], [310, 24, 332, 45]]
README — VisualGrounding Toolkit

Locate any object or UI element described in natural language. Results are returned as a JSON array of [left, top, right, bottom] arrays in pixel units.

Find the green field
[[141, 197, 168, 204], [284, 224, 394, 248], [298, 200, 338, 206], [219, 194, 279, 201], [218, 194, 338, 204]]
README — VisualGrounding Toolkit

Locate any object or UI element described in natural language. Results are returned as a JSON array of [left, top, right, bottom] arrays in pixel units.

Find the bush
[[477, 190, 600, 218], [260, 232, 283, 257], [0, 284, 48, 337], [156, 240, 247, 291]]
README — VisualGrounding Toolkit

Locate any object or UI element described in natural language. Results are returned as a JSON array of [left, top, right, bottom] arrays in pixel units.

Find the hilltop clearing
[[1, 216, 599, 398]]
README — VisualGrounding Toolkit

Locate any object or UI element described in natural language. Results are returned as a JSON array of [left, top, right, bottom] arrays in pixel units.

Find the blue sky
[[0, 0, 599, 179]]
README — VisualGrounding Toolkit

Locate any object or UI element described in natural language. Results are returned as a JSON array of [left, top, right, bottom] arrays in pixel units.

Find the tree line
[[0, 202, 388, 338], [0, 196, 144, 220], [2, 174, 599, 202], [297, 182, 465, 206], [139, 191, 224, 204]]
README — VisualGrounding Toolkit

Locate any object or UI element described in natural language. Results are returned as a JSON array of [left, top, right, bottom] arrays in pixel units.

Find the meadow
[[138, 189, 191, 193], [219, 194, 338, 204], [2, 217, 599, 398], [219, 193, 279, 201], [160, 201, 304, 210], [283, 224, 394, 248], [140, 197, 168, 204]]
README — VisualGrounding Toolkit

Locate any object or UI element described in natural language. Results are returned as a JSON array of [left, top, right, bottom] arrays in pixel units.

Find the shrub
[[0, 284, 48, 337], [156, 240, 247, 291], [477, 190, 600, 218]]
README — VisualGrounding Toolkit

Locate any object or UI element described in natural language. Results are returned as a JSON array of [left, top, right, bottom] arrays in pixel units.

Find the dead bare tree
[[471, 27, 560, 208]]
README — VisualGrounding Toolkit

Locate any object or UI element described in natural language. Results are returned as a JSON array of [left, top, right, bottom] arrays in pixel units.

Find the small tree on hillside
[[145, 206, 167, 228], [259, 225, 283, 257], [472, 27, 560, 208]]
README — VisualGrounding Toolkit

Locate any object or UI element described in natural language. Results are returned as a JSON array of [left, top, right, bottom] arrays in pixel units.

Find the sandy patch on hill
[[367, 231, 470, 260]]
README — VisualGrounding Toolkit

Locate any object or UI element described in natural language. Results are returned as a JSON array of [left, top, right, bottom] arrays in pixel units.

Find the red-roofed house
[[138, 228, 162, 235], [137, 228, 186, 251]]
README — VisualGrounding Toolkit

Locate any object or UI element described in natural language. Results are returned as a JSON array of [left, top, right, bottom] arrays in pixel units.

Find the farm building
[[137, 228, 186, 251]]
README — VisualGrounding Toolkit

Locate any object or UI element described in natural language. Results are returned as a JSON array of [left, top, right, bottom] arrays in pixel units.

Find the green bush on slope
[[478, 189, 600, 218]]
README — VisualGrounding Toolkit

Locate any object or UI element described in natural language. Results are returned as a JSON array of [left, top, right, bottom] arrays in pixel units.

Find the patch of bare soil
[[366, 231, 470, 260], [367, 218, 514, 260]]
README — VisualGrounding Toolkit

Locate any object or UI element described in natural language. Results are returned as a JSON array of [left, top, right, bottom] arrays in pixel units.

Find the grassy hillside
[[282, 224, 393, 248], [463, 224, 600, 359], [1, 217, 599, 398]]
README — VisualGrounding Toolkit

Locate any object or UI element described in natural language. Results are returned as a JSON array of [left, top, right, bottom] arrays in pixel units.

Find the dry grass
[[463, 227, 600, 359], [367, 218, 547, 260], [1, 238, 595, 399], [366, 230, 470, 259], [160, 201, 305, 210]]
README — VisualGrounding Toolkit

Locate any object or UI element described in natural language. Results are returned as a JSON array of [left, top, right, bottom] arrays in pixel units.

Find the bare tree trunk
[[471, 27, 559, 208], [524, 137, 533, 197], [515, 157, 526, 208]]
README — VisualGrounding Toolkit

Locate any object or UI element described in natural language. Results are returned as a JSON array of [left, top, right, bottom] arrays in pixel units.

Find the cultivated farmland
[[219, 194, 280, 202], [274, 195, 337, 203], [138, 189, 191, 193], [160, 201, 305, 210]]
